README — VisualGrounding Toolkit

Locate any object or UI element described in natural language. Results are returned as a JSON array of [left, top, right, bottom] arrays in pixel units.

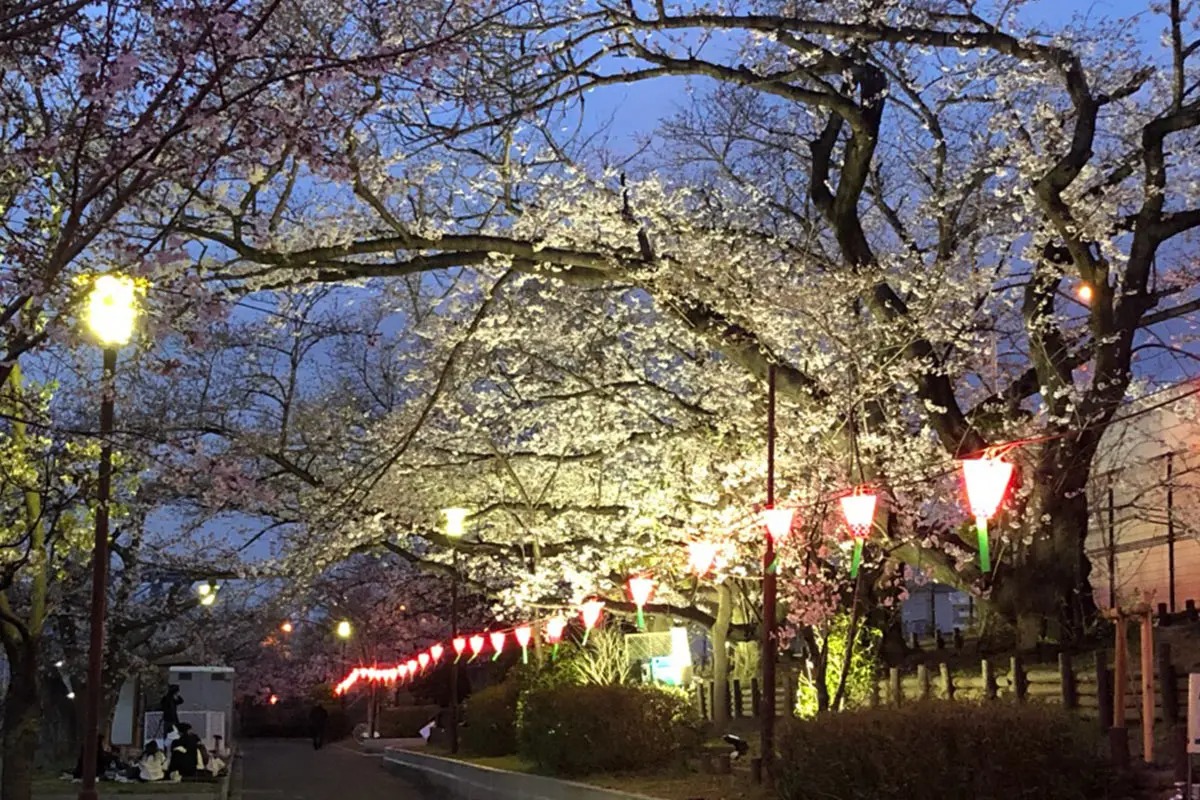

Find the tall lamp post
[[443, 507, 468, 754], [336, 619, 352, 708], [79, 274, 138, 800]]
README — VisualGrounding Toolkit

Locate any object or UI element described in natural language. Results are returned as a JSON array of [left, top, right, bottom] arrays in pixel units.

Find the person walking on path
[[309, 704, 329, 750]]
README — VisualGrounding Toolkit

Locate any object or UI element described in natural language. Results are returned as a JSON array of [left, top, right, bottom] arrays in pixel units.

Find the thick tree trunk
[[989, 455, 1097, 650], [710, 583, 732, 726], [3, 641, 42, 800]]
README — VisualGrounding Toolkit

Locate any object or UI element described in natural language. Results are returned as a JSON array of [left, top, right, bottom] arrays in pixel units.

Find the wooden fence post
[[1010, 656, 1027, 702], [982, 659, 997, 701], [889, 667, 902, 706], [1159, 642, 1178, 726], [1096, 651, 1113, 733], [1059, 652, 1077, 709], [733, 679, 744, 719], [783, 673, 798, 717], [940, 663, 953, 699], [917, 664, 931, 701], [751, 678, 761, 718]]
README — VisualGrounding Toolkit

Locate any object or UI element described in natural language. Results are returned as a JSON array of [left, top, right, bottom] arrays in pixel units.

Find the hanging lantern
[[627, 576, 656, 630], [397, 663, 409, 683], [688, 540, 721, 577], [961, 455, 1015, 573], [514, 625, 533, 664], [453, 636, 467, 663], [545, 616, 567, 660], [761, 507, 795, 542], [431, 643, 445, 662], [468, 634, 486, 662], [489, 631, 507, 661], [405, 658, 418, 676], [839, 487, 878, 578], [580, 600, 605, 646], [418, 652, 430, 671]]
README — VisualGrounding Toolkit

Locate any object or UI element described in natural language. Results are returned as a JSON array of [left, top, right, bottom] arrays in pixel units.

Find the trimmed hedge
[[519, 684, 702, 775], [776, 701, 1116, 800], [461, 681, 521, 756], [378, 705, 440, 738]]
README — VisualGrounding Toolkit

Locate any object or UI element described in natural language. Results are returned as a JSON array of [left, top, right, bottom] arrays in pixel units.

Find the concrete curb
[[382, 747, 660, 800]]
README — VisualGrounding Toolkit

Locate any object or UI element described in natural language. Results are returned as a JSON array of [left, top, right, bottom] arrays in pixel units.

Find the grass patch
[[32, 777, 209, 795]]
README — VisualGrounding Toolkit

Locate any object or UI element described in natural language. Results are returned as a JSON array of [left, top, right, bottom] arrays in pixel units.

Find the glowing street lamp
[[839, 488, 878, 578], [281, 621, 294, 634], [336, 620, 353, 639], [961, 455, 1015, 573], [687, 540, 721, 577], [79, 273, 139, 800], [514, 625, 533, 664], [627, 576, 655, 630]]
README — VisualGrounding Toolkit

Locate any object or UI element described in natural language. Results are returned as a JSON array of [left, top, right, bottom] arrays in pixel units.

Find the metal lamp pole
[[79, 346, 117, 800], [761, 364, 778, 785], [449, 548, 459, 754]]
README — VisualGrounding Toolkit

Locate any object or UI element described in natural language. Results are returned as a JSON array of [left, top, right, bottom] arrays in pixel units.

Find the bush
[[461, 681, 520, 756], [776, 701, 1116, 800], [519, 684, 702, 776], [378, 705, 440, 738]]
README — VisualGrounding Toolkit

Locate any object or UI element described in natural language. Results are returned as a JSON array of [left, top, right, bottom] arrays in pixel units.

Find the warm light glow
[[443, 507, 469, 538], [468, 635, 485, 658], [489, 631, 506, 656], [761, 508, 796, 541], [406, 658, 418, 674], [269, 695, 279, 705], [545, 616, 567, 644], [1077, 283, 1094, 303], [67, 691, 76, 699], [687, 540, 721, 577], [514, 625, 532, 648], [418, 652, 430, 670], [961, 457, 1014, 520], [580, 600, 605, 631], [453, 637, 467, 656], [197, 583, 212, 596], [431, 643, 445, 661], [85, 273, 139, 347], [627, 576, 655, 607], [200, 593, 216, 607], [398, 664, 408, 681], [281, 621, 294, 634], [336, 620, 353, 639], [840, 490, 878, 536]]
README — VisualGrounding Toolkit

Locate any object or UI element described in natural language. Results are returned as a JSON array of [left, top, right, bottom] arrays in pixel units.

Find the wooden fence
[[692, 641, 1192, 736]]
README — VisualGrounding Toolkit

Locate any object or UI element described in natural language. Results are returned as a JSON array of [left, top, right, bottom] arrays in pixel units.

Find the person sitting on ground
[[136, 741, 167, 782], [72, 735, 119, 780], [167, 724, 200, 779]]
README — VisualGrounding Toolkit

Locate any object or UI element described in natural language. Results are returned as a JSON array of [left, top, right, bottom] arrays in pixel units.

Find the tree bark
[[711, 582, 732, 726], [3, 639, 42, 800]]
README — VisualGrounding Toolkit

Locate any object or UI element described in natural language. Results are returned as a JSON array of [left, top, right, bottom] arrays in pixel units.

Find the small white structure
[[143, 665, 235, 750]]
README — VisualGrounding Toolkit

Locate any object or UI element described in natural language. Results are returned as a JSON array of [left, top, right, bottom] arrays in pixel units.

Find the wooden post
[[733, 679, 744, 719], [783, 673, 798, 717], [1096, 651, 1113, 733], [982, 659, 997, 701], [751, 678, 761, 718], [709, 680, 717, 722], [1111, 613, 1131, 769], [889, 667, 902, 706], [1159, 642, 1178, 726], [917, 664, 931, 701], [697, 684, 707, 719], [1158, 602, 1171, 626], [1010, 656, 1026, 702], [936, 631, 945, 650], [1141, 611, 1155, 763], [910, 632, 920, 652], [953, 628, 964, 651], [940, 663, 953, 699], [1059, 652, 1077, 710]]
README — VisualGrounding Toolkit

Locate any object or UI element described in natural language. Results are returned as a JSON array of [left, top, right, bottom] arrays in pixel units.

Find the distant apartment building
[[1086, 383, 1200, 611]]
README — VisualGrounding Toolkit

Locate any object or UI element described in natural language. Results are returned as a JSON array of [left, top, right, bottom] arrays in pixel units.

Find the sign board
[[1188, 674, 1200, 753]]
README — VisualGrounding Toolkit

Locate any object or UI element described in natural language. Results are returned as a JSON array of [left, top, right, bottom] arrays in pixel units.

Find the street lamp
[[336, 620, 353, 640], [79, 273, 138, 800], [443, 507, 468, 754], [197, 582, 218, 606]]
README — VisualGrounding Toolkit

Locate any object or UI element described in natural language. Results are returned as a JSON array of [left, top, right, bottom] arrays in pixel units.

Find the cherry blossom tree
[[174, 0, 1200, 650]]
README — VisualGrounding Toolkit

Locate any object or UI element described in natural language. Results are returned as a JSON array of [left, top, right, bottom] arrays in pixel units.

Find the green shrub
[[519, 684, 702, 776], [378, 705, 440, 738], [777, 701, 1116, 800], [461, 681, 520, 756], [795, 614, 880, 717]]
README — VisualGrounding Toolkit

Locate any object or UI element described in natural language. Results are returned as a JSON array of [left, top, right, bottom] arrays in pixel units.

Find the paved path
[[239, 739, 428, 800]]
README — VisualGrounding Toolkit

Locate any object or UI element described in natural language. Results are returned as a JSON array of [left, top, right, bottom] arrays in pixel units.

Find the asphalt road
[[238, 739, 429, 800]]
